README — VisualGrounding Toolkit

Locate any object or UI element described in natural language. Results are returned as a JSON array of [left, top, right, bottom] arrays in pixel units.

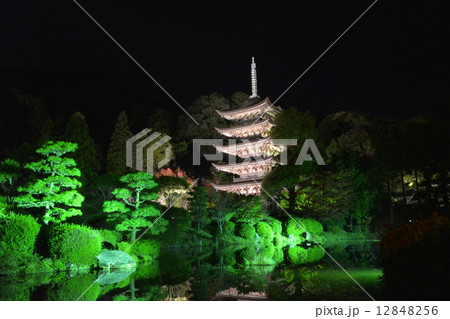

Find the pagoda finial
[[250, 57, 259, 98]]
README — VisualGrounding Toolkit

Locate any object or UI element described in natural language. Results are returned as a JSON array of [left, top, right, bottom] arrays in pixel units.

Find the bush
[[272, 247, 284, 263], [0, 213, 40, 257], [99, 229, 122, 248], [47, 273, 100, 301], [256, 222, 274, 243], [268, 218, 282, 236], [123, 239, 160, 261], [287, 246, 308, 264], [240, 245, 257, 261], [286, 218, 323, 241], [238, 223, 256, 241], [223, 221, 235, 236], [49, 224, 102, 268], [0, 213, 41, 274]]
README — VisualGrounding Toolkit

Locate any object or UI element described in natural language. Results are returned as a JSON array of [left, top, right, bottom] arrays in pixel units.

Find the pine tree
[[106, 111, 132, 176], [14, 141, 84, 224], [61, 112, 100, 184], [103, 172, 168, 242]]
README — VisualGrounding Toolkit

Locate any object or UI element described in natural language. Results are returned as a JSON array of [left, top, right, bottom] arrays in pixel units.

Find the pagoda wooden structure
[[211, 58, 279, 195]]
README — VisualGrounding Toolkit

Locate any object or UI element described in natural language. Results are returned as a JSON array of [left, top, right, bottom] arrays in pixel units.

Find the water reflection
[[0, 243, 381, 301]]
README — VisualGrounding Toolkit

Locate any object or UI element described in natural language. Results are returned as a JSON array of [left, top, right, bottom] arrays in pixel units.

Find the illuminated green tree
[[103, 172, 168, 242], [106, 111, 132, 176], [14, 141, 84, 224]]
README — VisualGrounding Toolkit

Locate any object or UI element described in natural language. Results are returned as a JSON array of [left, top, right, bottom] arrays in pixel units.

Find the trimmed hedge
[[268, 218, 282, 236], [256, 222, 274, 242], [0, 213, 40, 257], [285, 218, 323, 241], [287, 246, 325, 265], [238, 223, 256, 241], [49, 224, 102, 268]]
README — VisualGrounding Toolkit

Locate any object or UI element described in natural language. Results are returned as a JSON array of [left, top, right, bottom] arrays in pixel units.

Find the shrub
[[302, 218, 323, 235], [47, 273, 100, 301], [268, 218, 282, 236], [223, 221, 235, 236], [49, 224, 102, 268], [0, 213, 40, 257], [287, 246, 308, 264], [285, 218, 306, 243], [286, 218, 323, 242], [0, 213, 41, 274], [272, 247, 284, 263], [129, 240, 160, 261], [256, 222, 274, 243], [238, 223, 256, 241], [98, 229, 122, 248], [240, 245, 257, 261]]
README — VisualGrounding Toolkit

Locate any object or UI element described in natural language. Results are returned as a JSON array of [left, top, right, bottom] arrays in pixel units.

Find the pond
[[0, 241, 382, 301]]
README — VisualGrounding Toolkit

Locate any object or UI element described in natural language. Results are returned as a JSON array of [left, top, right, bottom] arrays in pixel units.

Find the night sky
[[1, 0, 449, 120]]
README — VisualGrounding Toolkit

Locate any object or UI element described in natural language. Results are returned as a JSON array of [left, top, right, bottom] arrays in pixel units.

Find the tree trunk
[[130, 227, 137, 242], [129, 277, 136, 300]]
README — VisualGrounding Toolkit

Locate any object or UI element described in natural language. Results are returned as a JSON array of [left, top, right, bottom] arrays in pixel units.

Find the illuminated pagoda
[[211, 58, 279, 195]]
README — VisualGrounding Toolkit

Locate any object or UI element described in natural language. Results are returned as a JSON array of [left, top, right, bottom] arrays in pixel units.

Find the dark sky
[[1, 0, 449, 119]]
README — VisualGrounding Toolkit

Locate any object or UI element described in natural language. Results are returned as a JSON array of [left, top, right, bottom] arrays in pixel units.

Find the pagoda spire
[[250, 57, 259, 98]]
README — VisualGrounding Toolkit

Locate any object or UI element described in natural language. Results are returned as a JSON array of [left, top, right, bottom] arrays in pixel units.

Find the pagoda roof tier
[[216, 97, 277, 121], [215, 118, 274, 138], [214, 137, 276, 158], [212, 157, 277, 176], [211, 179, 263, 196]]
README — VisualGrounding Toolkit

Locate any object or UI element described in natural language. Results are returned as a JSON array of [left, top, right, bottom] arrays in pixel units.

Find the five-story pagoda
[[211, 58, 279, 195]]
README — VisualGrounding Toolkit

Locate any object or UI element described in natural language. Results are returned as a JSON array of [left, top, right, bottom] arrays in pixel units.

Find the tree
[[210, 191, 234, 233], [0, 158, 21, 205], [61, 112, 100, 183], [103, 172, 168, 242], [90, 173, 120, 203], [147, 108, 175, 136], [154, 167, 195, 209], [190, 187, 210, 231], [176, 92, 231, 140], [263, 108, 321, 215], [230, 91, 249, 108], [14, 141, 84, 224], [107, 111, 133, 176], [155, 175, 190, 208]]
